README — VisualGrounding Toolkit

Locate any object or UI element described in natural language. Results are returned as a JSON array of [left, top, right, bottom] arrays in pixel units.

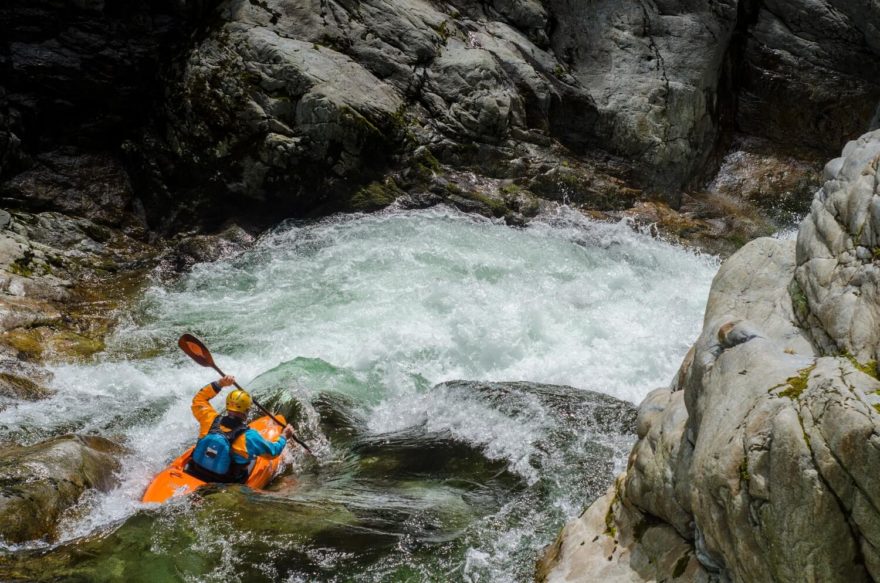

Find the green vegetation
[[349, 178, 403, 211], [340, 105, 382, 138], [9, 250, 35, 277], [604, 503, 617, 538], [778, 365, 816, 400], [739, 458, 750, 482], [788, 280, 809, 323], [844, 353, 879, 379], [441, 181, 508, 217], [410, 147, 441, 180], [436, 20, 451, 44], [499, 182, 522, 195]]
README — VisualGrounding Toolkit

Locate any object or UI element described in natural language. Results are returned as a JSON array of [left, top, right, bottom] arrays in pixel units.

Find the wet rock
[[0, 371, 53, 401], [0, 149, 141, 229], [0, 210, 155, 362], [706, 137, 824, 223], [0, 434, 122, 543], [538, 482, 708, 583], [161, 224, 256, 274], [0, 487, 378, 580]]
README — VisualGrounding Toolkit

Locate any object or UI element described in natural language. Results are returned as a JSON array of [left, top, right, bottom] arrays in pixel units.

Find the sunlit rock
[[0, 435, 122, 543]]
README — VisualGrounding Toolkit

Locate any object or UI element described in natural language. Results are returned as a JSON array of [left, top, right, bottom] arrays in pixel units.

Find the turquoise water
[[0, 205, 718, 581]]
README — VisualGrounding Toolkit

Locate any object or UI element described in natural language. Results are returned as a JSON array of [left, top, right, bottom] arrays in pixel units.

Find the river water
[[0, 205, 718, 581]]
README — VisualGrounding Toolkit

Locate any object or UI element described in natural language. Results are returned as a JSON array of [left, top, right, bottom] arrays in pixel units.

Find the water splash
[[0, 205, 718, 579]]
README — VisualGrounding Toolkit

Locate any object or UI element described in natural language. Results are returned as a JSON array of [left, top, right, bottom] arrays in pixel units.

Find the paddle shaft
[[210, 364, 314, 455]]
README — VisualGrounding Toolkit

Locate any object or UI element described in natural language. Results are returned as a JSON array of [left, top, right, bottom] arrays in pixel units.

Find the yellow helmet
[[226, 389, 252, 414]]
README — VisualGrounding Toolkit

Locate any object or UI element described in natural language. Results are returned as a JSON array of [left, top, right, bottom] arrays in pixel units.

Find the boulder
[[160, 224, 255, 274], [795, 129, 880, 361], [0, 435, 122, 543], [542, 129, 880, 582]]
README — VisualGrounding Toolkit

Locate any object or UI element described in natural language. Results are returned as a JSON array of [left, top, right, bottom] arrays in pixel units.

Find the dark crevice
[[690, 0, 762, 190]]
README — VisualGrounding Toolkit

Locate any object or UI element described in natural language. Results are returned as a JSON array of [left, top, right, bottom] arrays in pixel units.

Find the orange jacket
[[192, 382, 286, 463]]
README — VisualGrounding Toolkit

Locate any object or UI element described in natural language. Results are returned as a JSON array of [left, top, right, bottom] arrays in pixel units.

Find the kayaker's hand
[[218, 375, 236, 388], [283, 424, 295, 440]]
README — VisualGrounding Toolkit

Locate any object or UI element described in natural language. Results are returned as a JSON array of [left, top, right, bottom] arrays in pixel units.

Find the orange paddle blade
[[178, 334, 216, 368]]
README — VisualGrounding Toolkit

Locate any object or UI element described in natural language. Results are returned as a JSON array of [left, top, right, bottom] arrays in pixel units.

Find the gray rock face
[[738, 0, 880, 152], [150, 0, 603, 209], [546, 0, 739, 191], [0, 435, 122, 543], [542, 131, 880, 582], [796, 129, 880, 362], [163, 17, 405, 205], [4, 0, 879, 219]]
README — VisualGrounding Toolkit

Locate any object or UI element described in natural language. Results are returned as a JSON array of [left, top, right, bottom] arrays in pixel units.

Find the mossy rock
[[2, 328, 106, 362], [2, 329, 45, 358], [0, 435, 122, 543], [0, 372, 54, 400], [348, 178, 404, 212], [47, 330, 105, 359], [778, 365, 815, 400]]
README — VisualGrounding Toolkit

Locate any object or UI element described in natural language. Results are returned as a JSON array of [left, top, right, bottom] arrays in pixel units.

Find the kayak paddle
[[178, 333, 314, 456]]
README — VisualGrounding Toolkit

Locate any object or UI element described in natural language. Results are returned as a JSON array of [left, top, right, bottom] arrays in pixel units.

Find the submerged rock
[[0, 435, 122, 543]]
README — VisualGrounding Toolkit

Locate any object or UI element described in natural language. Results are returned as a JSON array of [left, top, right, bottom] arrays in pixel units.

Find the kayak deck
[[141, 414, 286, 503]]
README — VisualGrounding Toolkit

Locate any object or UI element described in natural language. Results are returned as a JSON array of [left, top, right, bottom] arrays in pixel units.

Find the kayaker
[[188, 374, 295, 483]]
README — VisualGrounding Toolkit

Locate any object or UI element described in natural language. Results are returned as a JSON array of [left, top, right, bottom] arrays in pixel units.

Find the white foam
[[2, 205, 718, 547]]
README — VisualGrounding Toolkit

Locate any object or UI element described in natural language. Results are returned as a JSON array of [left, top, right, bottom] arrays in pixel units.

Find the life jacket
[[190, 416, 250, 483]]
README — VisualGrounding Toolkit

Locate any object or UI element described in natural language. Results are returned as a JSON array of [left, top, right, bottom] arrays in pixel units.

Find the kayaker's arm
[[245, 428, 288, 458], [191, 380, 227, 437]]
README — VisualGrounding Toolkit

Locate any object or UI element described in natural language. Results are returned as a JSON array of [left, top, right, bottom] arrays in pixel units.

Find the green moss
[[410, 148, 441, 180], [49, 331, 105, 359], [873, 403, 880, 414], [789, 280, 809, 323], [552, 64, 566, 78], [435, 20, 451, 43], [727, 233, 749, 249], [467, 192, 508, 217], [778, 365, 815, 400], [3, 329, 43, 358], [349, 178, 403, 211], [739, 458, 750, 482], [845, 353, 879, 379], [604, 504, 616, 538], [499, 183, 522, 195], [9, 250, 35, 277], [340, 106, 382, 138]]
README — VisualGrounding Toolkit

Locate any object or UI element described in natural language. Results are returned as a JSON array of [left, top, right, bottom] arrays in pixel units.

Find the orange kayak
[[142, 414, 286, 503]]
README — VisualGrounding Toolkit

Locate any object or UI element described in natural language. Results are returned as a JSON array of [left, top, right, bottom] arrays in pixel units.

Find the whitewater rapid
[[0, 205, 719, 579]]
